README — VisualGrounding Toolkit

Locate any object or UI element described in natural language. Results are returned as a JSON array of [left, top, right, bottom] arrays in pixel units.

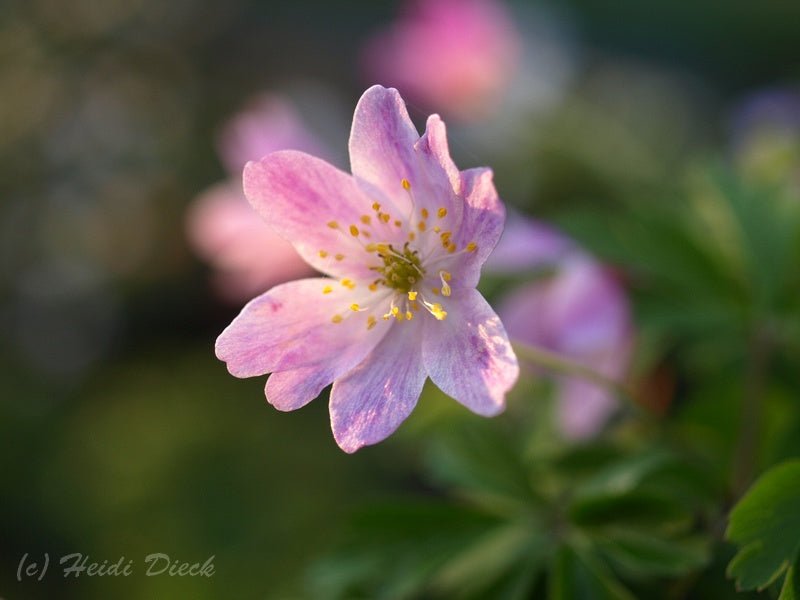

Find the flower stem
[[511, 341, 639, 408]]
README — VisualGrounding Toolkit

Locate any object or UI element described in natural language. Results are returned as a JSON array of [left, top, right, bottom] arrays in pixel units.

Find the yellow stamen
[[365, 243, 377, 252], [322, 285, 333, 294], [368, 283, 378, 292], [372, 201, 381, 211], [401, 178, 411, 190], [466, 241, 477, 252], [433, 225, 441, 233], [430, 303, 447, 321], [437, 207, 447, 218], [349, 225, 359, 237], [409, 231, 416, 241], [367, 316, 377, 330], [421, 208, 429, 219], [407, 291, 418, 301], [327, 221, 339, 229], [360, 215, 371, 225], [318, 250, 328, 258], [417, 221, 427, 231], [331, 314, 343, 323], [405, 311, 413, 320], [334, 253, 345, 261], [341, 278, 356, 289], [432, 287, 441, 295], [350, 303, 360, 312], [439, 271, 452, 297], [394, 220, 402, 227], [447, 242, 457, 253], [381, 213, 391, 223]]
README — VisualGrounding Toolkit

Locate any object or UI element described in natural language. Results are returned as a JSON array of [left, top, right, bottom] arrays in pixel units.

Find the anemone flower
[[216, 85, 519, 452]]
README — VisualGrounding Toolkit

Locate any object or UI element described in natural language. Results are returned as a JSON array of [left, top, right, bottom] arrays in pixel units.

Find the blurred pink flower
[[187, 95, 323, 302], [216, 86, 518, 452], [494, 218, 632, 439], [362, 0, 521, 121]]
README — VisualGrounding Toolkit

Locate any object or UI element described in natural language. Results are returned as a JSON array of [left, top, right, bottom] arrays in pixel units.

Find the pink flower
[[362, 0, 521, 121], [186, 95, 323, 302], [494, 219, 632, 439], [215, 86, 519, 452]]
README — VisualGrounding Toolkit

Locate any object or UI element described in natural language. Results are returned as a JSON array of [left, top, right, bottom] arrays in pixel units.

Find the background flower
[[492, 217, 632, 439], [186, 95, 325, 302], [361, 0, 521, 121]]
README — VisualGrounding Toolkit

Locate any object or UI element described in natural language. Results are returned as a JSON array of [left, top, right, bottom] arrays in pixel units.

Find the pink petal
[[215, 277, 390, 378], [265, 365, 335, 412], [423, 288, 518, 416], [243, 150, 397, 279], [349, 86, 459, 225], [450, 167, 506, 287], [349, 86, 420, 212], [329, 319, 427, 453], [415, 114, 462, 197]]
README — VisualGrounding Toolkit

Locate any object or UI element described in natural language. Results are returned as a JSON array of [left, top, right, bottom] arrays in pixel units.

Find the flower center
[[370, 243, 424, 293], [317, 178, 481, 328]]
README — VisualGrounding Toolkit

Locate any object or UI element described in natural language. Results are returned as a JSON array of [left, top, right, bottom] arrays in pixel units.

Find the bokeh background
[[2, 0, 799, 598]]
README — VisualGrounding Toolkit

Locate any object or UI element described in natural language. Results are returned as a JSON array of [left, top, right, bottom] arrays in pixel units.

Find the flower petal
[[349, 87, 468, 255], [329, 319, 427, 453], [415, 114, 462, 197], [423, 288, 518, 416], [215, 277, 390, 378], [449, 167, 506, 288], [265, 365, 333, 412], [243, 150, 394, 279], [349, 85, 421, 212]]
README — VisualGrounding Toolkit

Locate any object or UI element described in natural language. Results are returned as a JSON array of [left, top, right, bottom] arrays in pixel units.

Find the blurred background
[[1, 0, 799, 598]]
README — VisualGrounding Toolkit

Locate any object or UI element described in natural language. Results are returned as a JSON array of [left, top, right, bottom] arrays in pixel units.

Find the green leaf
[[572, 450, 675, 500], [425, 419, 541, 510], [569, 490, 691, 529], [548, 545, 635, 600], [596, 528, 710, 578], [726, 459, 800, 591], [779, 560, 800, 600], [432, 519, 547, 599]]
